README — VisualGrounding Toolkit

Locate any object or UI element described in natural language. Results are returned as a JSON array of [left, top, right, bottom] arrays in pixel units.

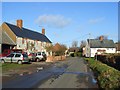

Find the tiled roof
[[88, 39, 116, 48], [5, 22, 52, 43], [0, 28, 16, 45]]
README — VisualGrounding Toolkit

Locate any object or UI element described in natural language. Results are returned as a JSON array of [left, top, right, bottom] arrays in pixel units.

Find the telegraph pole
[[88, 33, 91, 58]]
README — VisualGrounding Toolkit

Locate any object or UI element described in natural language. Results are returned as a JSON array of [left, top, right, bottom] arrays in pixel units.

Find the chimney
[[42, 28, 45, 35], [17, 19, 23, 29], [99, 36, 104, 41]]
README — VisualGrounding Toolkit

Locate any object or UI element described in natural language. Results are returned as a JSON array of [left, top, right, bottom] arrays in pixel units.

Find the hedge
[[95, 54, 120, 70], [85, 58, 120, 88], [70, 52, 82, 57]]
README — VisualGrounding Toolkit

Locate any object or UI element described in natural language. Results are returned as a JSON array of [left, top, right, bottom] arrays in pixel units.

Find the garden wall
[[46, 56, 66, 62]]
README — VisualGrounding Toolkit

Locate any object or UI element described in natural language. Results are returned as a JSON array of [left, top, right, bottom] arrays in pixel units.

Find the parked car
[[0, 53, 29, 64], [35, 52, 47, 62], [0, 49, 23, 58], [28, 53, 36, 62]]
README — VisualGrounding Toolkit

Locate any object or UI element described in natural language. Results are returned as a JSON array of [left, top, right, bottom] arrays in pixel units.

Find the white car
[[35, 52, 47, 62], [1, 53, 29, 64]]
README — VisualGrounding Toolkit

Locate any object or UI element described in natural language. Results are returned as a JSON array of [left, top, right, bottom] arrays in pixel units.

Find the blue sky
[[2, 2, 118, 47]]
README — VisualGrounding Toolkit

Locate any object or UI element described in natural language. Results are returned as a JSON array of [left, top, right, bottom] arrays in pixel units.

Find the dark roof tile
[[5, 22, 52, 43], [88, 39, 115, 48]]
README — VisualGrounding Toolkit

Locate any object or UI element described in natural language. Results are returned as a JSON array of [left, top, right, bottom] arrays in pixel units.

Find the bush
[[70, 52, 82, 57], [70, 53, 74, 57], [96, 54, 120, 70], [84, 58, 120, 88]]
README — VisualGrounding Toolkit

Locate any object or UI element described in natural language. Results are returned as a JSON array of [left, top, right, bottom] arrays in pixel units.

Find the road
[[2, 57, 98, 88]]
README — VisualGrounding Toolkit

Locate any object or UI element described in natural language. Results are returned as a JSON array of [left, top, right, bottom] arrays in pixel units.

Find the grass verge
[[84, 58, 120, 88], [1, 63, 30, 72]]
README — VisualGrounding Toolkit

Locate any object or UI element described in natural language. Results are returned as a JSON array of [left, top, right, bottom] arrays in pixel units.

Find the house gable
[[1, 23, 17, 44]]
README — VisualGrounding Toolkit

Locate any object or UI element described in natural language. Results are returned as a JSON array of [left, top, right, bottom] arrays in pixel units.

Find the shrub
[[70, 53, 74, 57], [71, 52, 82, 57], [84, 58, 120, 88]]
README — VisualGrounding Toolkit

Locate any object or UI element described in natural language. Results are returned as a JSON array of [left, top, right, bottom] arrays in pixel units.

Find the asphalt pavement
[[38, 57, 98, 88], [2, 57, 98, 88]]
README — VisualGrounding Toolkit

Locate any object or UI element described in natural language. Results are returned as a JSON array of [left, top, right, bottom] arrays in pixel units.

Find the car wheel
[[1, 60, 5, 64], [18, 60, 22, 64]]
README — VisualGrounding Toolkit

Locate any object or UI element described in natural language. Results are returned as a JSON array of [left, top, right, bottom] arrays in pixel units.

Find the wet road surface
[[2, 57, 98, 88]]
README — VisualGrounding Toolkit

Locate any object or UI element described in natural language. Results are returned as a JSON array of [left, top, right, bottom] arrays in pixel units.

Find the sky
[[1, 2, 119, 47]]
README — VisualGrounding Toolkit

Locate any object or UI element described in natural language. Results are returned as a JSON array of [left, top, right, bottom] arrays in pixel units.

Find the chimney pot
[[99, 36, 104, 41], [17, 19, 23, 29], [42, 28, 45, 35]]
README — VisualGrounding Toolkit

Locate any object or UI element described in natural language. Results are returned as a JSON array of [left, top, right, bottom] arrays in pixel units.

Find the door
[[12, 54, 21, 63], [5, 53, 14, 62]]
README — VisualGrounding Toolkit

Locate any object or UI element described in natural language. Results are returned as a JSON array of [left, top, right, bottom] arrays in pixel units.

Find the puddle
[[48, 64, 98, 88], [76, 73, 98, 88]]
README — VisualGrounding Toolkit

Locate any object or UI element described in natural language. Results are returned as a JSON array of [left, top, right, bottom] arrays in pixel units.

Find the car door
[[12, 53, 21, 63], [5, 53, 15, 62]]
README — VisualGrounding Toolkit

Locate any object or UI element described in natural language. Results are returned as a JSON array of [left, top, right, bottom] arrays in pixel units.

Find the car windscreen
[[42, 52, 46, 55], [37, 53, 41, 55], [7, 54, 14, 57]]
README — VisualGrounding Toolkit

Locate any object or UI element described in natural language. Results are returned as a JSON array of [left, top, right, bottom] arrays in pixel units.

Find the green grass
[[1, 63, 30, 72], [84, 58, 120, 88]]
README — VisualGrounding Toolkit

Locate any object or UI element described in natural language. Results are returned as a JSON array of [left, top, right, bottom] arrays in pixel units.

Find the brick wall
[[46, 56, 66, 62]]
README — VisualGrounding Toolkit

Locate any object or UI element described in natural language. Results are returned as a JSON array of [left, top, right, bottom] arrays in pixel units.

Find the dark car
[[28, 53, 36, 62]]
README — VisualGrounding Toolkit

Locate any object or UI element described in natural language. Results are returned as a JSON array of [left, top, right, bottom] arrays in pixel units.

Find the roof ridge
[[4, 22, 51, 43], [5, 22, 42, 34]]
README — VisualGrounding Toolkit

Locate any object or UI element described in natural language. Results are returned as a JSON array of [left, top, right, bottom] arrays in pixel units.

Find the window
[[15, 54, 21, 57], [7, 54, 14, 57], [38, 53, 41, 55], [23, 54, 28, 57]]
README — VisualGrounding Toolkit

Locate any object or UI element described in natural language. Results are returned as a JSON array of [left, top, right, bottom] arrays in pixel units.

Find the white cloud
[[35, 14, 72, 28], [88, 17, 105, 24]]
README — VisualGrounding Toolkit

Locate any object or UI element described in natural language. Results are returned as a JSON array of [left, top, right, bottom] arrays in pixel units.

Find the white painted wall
[[16, 37, 24, 49], [85, 40, 116, 57], [14, 37, 51, 55], [0, 44, 1, 54], [90, 48, 116, 57]]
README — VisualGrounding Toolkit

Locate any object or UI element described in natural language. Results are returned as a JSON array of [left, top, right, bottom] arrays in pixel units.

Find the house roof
[[0, 28, 16, 45], [4, 22, 52, 43], [68, 47, 80, 52], [87, 39, 116, 48]]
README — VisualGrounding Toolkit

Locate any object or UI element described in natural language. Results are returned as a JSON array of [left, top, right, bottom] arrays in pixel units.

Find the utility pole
[[88, 33, 91, 58]]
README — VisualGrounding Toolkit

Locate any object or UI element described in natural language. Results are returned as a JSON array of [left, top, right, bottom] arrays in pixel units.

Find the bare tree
[[80, 40, 86, 48], [72, 41, 78, 47]]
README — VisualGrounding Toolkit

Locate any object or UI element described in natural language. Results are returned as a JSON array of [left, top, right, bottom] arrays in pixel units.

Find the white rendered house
[[84, 36, 116, 57]]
